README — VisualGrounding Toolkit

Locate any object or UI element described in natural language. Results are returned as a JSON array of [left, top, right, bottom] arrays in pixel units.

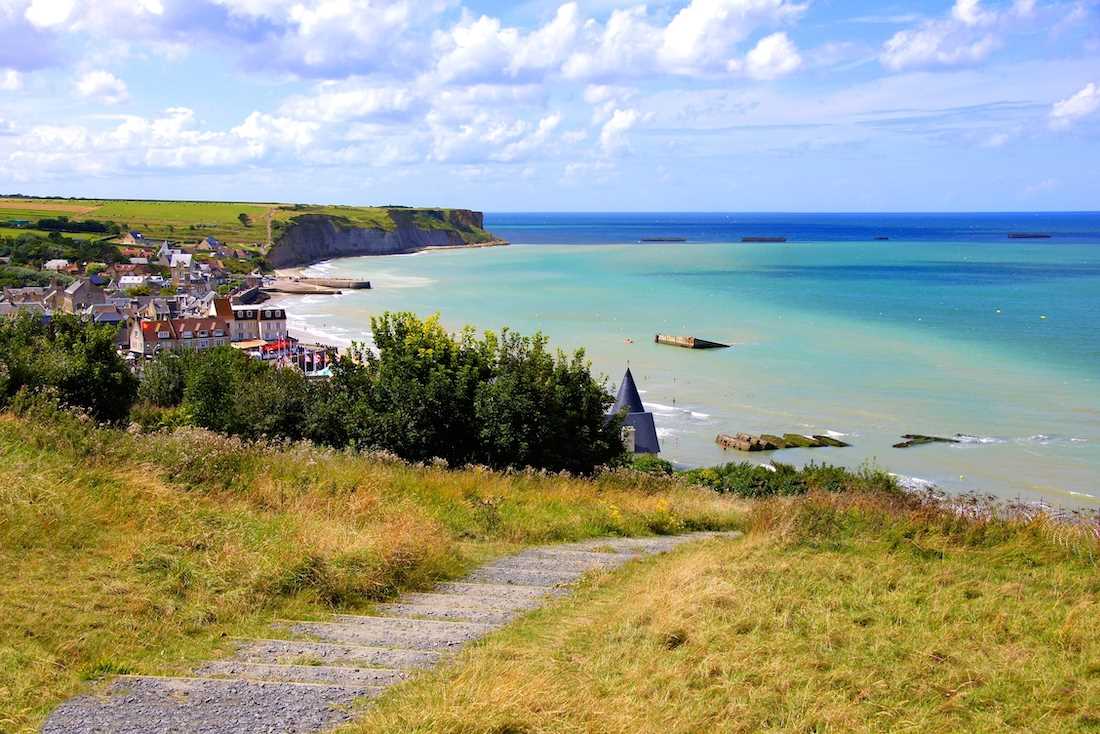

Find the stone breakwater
[[42, 531, 740, 734]]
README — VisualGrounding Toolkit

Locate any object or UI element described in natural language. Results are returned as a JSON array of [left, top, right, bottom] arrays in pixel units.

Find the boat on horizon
[[741, 236, 787, 243], [1008, 232, 1053, 239]]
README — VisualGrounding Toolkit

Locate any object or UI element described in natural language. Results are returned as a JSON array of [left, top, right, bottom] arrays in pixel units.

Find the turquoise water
[[282, 237, 1100, 509]]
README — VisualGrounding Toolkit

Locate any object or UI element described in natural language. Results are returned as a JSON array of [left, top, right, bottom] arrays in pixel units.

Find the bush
[[0, 313, 137, 423], [138, 353, 186, 407], [682, 461, 896, 499], [630, 454, 675, 476]]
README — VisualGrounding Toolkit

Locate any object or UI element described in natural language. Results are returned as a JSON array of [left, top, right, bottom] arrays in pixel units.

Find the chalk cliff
[[266, 208, 502, 269]]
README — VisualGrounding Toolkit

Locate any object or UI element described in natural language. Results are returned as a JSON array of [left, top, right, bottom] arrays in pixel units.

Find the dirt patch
[[0, 199, 100, 214]]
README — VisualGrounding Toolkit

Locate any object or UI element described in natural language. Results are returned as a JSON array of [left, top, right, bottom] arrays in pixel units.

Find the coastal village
[[0, 225, 336, 374]]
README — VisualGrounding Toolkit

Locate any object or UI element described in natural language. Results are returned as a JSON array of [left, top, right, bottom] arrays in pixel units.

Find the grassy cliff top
[[0, 197, 489, 246]]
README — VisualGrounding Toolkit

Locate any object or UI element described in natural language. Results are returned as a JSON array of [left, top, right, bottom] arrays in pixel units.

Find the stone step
[[232, 638, 442, 670], [41, 676, 378, 734], [287, 616, 495, 650], [488, 553, 630, 572], [522, 547, 643, 561], [400, 591, 543, 612], [463, 564, 587, 587], [196, 661, 409, 687], [432, 581, 560, 600], [374, 602, 519, 625]]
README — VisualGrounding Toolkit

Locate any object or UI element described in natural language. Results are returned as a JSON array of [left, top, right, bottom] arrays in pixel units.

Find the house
[[129, 257, 150, 266], [129, 317, 230, 357], [157, 242, 182, 266], [225, 304, 288, 343], [196, 236, 229, 256], [610, 368, 660, 454], [119, 231, 145, 246], [118, 275, 152, 290], [43, 259, 70, 272], [119, 247, 149, 258], [62, 279, 106, 314], [87, 303, 129, 349], [169, 252, 195, 288]]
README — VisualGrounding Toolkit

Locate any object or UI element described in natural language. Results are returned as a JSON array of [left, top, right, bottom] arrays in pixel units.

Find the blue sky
[[0, 0, 1097, 211]]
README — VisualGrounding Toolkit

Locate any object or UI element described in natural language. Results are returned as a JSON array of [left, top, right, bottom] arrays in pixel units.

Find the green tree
[[474, 330, 624, 473], [346, 313, 493, 464], [0, 313, 137, 423], [138, 353, 186, 407], [238, 213, 252, 227]]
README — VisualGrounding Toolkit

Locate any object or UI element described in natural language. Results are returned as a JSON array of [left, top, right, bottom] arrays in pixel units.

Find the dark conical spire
[[612, 367, 646, 415]]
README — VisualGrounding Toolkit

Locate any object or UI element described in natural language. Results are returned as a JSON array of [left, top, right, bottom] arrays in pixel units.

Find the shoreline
[[271, 239, 509, 275]]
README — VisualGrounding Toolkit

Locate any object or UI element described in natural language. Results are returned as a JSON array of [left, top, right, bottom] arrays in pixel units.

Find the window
[[182, 331, 193, 339], [198, 330, 208, 338], [157, 331, 170, 339]]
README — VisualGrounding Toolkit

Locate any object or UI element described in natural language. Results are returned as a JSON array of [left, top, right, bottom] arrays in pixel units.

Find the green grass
[[0, 227, 107, 241], [342, 491, 1099, 734], [1, 198, 495, 249], [0, 411, 743, 732]]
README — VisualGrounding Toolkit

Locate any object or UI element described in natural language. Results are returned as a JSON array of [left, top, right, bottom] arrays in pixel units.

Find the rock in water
[[782, 434, 826, 448], [813, 435, 851, 448], [892, 434, 961, 449]]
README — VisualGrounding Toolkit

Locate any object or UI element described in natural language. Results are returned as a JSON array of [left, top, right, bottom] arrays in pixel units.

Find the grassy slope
[[0, 413, 742, 733], [0, 198, 493, 247], [346, 493, 1100, 734]]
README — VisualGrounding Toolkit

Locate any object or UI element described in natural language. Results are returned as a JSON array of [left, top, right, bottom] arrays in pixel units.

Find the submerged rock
[[893, 434, 961, 449]]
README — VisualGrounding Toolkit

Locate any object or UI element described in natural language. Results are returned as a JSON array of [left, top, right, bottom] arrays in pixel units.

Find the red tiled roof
[[139, 318, 228, 345]]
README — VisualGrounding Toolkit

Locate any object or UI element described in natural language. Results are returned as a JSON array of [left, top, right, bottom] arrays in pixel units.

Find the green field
[[1, 198, 492, 249]]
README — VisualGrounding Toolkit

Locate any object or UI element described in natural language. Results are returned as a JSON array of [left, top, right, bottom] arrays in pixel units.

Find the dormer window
[[182, 331, 193, 339]]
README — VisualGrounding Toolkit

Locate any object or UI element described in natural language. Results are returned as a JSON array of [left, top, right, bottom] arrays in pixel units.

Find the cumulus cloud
[[281, 82, 417, 123], [744, 31, 802, 79], [878, 0, 1043, 71], [75, 70, 128, 104], [0, 69, 22, 90], [1050, 82, 1099, 129], [599, 108, 639, 154], [24, 0, 76, 28]]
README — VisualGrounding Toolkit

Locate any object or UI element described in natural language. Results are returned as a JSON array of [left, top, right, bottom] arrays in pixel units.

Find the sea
[[278, 212, 1100, 509]]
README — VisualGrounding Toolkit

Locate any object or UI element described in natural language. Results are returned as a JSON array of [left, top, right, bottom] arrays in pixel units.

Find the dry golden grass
[[345, 492, 1100, 734], [0, 413, 744, 732]]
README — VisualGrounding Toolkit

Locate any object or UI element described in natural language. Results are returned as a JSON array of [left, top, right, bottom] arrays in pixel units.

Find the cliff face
[[267, 209, 499, 269]]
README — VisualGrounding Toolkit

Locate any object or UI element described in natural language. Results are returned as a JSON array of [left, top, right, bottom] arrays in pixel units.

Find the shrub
[[0, 313, 137, 423]]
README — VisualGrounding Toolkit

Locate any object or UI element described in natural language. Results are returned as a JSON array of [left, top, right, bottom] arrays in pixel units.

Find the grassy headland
[[343, 490, 1100, 734], [0, 410, 743, 732], [0, 197, 494, 247]]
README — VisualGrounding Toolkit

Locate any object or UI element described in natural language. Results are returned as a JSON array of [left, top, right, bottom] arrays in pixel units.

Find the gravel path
[[42, 531, 739, 733]]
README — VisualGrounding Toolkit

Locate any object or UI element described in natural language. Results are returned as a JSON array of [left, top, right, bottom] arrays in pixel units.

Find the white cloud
[[880, 0, 1008, 70], [0, 69, 22, 91], [659, 0, 806, 74], [75, 70, 128, 104], [599, 107, 638, 154], [744, 31, 802, 79], [233, 111, 319, 150], [1050, 82, 1099, 129], [24, 0, 75, 28], [281, 82, 416, 123]]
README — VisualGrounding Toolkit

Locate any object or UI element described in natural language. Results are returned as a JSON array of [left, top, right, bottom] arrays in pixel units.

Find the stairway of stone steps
[[42, 531, 738, 734]]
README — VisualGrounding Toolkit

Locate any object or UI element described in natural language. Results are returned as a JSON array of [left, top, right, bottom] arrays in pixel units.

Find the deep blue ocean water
[[485, 211, 1100, 245]]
